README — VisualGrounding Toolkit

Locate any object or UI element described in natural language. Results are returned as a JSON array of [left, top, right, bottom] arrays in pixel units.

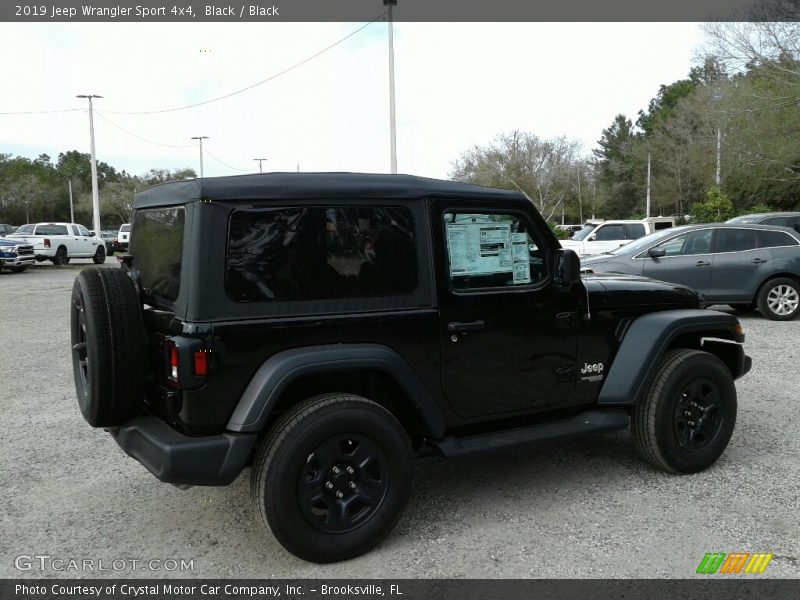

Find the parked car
[[0, 237, 35, 272], [115, 223, 131, 252], [561, 217, 675, 256], [100, 230, 117, 256], [555, 224, 582, 236], [0, 224, 17, 237], [71, 173, 750, 563], [7, 222, 106, 265], [580, 223, 800, 320], [727, 212, 800, 233]]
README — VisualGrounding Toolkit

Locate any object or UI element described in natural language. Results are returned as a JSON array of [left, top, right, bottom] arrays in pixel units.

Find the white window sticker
[[446, 221, 513, 276], [511, 233, 531, 284]]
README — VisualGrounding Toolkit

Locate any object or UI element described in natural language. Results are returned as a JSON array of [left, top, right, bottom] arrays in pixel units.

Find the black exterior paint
[[127, 173, 750, 462]]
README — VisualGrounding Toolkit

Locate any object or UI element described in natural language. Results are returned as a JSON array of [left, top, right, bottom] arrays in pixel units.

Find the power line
[[100, 16, 385, 116], [204, 148, 251, 172], [0, 107, 82, 116], [94, 112, 195, 148]]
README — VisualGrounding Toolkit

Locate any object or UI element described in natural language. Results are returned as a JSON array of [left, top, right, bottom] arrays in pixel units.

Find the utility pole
[[68, 179, 75, 223], [384, 0, 398, 174], [716, 128, 721, 186], [646, 152, 651, 218], [576, 164, 583, 224], [76, 94, 103, 234], [191, 136, 209, 177], [253, 158, 268, 173]]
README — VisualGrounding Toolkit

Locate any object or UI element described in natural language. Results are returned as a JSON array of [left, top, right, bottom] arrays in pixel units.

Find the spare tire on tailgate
[[71, 268, 147, 427]]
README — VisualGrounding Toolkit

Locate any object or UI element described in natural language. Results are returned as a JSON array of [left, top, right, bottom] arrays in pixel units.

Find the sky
[[0, 22, 707, 179]]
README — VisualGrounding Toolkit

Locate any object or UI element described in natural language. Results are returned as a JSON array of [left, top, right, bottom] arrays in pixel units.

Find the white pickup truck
[[7, 222, 106, 265], [560, 217, 675, 257]]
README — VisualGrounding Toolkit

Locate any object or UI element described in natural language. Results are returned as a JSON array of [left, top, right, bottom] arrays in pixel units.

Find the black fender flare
[[226, 343, 446, 437], [597, 309, 748, 406]]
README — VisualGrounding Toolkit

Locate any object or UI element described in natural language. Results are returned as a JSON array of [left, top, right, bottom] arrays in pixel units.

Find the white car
[[117, 223, 131, 251], [8, 222, 106, 265], [560, 217, 675, 257]]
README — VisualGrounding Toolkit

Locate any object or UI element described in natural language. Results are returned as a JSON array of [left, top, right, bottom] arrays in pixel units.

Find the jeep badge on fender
[[70, 173, 751, 563]]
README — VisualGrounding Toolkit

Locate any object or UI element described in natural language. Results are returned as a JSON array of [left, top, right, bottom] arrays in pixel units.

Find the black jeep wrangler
[[71, 173, 751, 563]]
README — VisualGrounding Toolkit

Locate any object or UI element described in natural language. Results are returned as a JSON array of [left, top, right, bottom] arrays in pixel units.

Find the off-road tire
[[757, 277, 800, 321], [632, 349, 736, 474], [52, 245, 68, 265], [251, 393, 412, 563], [70, 268, 147, 427], [93, 246, 106, 264]]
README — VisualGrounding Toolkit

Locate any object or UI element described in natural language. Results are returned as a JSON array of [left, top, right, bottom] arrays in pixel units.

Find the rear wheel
[[632, 349, 736, 474], [51, 245, 68, 265], [71, 268, 147, 427], [251, 393, 412, 563], [757, 277, 800, 321], [93, 245, 106, 264]]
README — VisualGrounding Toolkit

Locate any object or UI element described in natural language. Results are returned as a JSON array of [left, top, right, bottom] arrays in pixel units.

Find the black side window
[[623, 223, 646, 239], [226, 206, 417, 303], [756, 230, 799, 248], [443, 212, 546, 290], [762, 217, 786, 227], [594, 225, 625, 241], [716, 229, 757, 253]]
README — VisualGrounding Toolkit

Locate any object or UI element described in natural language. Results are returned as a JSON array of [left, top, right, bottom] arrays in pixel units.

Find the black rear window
[[131, 207, 185, 303], [35, 224, 68, 235]]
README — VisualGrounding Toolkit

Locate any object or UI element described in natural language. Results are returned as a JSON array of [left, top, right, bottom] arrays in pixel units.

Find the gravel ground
[[1, 262, 798, 579]]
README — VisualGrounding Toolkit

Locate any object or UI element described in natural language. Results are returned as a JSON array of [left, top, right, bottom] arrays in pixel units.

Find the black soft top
[[133, 172, 525, 209]]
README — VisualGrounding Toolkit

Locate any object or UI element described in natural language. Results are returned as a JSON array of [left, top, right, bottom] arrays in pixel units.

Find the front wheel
[[632, 349, 736, 474], [757, 277, 800, 321], [251, 393, 412, 563], [9, 266, 27, 273]]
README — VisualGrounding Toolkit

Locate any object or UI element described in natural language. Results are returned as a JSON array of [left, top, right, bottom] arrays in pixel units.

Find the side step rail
[[433, 409, 629, 459]]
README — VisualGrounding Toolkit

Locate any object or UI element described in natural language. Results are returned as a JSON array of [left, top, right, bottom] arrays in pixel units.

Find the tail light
[[44, 238, 51, 248], [164, 337, 209, 388], [165, 339, 179, 387], [193, 350, 208, 376]]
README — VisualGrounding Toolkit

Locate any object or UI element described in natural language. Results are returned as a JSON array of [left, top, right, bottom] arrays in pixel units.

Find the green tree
[[691, 186, 735, 223]]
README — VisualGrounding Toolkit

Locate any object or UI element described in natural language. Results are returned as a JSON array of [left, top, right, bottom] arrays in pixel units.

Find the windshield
[[14, 224, 35, 234], [608, 227, 687, 256], [120, 224, 131, 232], [571, 224, 597, 241], [727, 216, 757, 224]]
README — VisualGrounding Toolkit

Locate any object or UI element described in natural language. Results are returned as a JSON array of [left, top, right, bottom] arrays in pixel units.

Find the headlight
[[0, 246, 18, 256]]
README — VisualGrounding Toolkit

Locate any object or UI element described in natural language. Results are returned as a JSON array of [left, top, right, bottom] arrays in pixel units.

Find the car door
[[709, 228, 765, 302], [585, 223, 626, 255], [641, 228, 714, 295], [75, 224, 99, 256], [434, 201, 582, 418]]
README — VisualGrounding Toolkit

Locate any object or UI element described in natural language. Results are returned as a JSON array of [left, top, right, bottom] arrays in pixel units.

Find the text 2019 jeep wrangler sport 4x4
[[71, 173, 751, 563]]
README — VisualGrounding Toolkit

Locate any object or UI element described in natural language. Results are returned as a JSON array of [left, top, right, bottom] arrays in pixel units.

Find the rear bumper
[[108, 416, 257, 486]]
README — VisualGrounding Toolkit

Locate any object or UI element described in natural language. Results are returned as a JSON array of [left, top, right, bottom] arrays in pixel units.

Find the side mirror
[[588, 234, 597, 242], [648, 247, 666, 258], [88, 231, 95, 237], [554, 248, 581, 285]]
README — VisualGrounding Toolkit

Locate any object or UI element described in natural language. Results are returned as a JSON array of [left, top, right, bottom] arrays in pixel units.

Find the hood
[[582, 272, 700, 309], [0, 237, 26, 247]]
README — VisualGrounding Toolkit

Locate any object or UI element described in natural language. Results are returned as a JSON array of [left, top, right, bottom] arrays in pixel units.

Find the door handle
[[751, 258, 767, 264], [695, 261, 711, 267], [447, 320, 486, 333]]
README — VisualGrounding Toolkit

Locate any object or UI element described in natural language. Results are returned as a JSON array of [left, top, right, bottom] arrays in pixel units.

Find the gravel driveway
[[1, 262, 798, 579]]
